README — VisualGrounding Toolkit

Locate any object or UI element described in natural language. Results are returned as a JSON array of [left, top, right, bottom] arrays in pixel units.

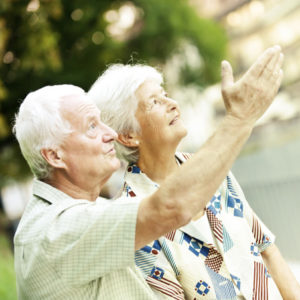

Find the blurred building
[[174, 2, 300, 297], [192, 0, 300, 92]]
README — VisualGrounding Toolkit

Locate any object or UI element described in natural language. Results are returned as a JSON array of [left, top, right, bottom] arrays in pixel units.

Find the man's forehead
[[60, 93, 99, 118]]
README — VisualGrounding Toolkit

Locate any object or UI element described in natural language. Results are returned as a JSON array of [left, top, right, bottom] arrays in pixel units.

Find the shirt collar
[[124, 152, 186, 193], [32, 179, 74, 204]]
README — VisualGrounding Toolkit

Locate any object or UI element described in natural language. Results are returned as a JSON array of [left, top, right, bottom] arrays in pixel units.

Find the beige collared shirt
[[14, 179, 157, 299]]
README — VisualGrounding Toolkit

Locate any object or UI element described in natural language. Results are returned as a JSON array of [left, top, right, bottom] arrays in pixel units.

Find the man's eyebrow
[[85, 113, 100, 123]]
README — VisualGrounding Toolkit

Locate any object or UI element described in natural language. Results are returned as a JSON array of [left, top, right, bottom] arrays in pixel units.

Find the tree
[[0, 0, 227, 185]]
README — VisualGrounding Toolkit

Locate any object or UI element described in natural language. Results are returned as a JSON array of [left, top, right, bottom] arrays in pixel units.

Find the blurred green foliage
[[0, 0, 227, 185], [0, 233, 17, 300]]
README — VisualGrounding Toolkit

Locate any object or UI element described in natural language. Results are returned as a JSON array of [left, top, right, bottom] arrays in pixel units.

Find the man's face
[[59, 94, 120, 188]]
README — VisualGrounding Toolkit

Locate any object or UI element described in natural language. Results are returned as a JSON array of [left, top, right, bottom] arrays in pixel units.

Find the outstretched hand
[[221, 45, 284, 127]]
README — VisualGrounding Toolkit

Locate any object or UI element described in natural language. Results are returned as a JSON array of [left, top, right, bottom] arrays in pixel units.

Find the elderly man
[[13, 46, 298, 299]]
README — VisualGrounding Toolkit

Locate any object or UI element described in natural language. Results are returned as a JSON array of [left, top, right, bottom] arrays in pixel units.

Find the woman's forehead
[[136, 80, 164, 99]]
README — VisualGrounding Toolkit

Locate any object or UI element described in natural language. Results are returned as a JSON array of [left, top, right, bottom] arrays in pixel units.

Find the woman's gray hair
[[88, 64, 163, 163], [13, 85, 85, 180]]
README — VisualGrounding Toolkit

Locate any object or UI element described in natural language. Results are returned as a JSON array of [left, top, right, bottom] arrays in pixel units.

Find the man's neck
[[44, 171, 103, 202]]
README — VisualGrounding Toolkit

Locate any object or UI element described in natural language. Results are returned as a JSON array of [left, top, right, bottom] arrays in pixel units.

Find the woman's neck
[[137, 145, 179, 184], [137, 146, 205, 221]]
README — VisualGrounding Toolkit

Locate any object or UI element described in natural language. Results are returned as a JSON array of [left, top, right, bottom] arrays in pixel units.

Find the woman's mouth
[[169, 115, 179, 125]]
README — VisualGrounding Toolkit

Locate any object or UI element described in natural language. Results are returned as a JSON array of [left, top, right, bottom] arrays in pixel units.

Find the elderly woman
[[88, 64, 297, 299]]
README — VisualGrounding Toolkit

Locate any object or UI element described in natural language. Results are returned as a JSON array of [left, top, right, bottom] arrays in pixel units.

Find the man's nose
[[101, 123, 118, 143]]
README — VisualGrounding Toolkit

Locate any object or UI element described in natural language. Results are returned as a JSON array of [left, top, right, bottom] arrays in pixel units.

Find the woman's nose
[[165, 97, 178, 112]]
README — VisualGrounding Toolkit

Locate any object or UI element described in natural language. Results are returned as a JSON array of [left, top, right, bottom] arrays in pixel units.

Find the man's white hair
[[13, 85, 85, 179], [88, 64, 163, 163]]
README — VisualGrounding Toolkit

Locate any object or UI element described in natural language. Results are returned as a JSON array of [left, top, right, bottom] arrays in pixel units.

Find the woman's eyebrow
[[148, 88, 164, 99]]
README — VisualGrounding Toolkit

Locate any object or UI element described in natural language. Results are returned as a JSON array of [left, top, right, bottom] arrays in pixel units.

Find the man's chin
[[101, 159, 121, 185], [111, 157, 121, 171]]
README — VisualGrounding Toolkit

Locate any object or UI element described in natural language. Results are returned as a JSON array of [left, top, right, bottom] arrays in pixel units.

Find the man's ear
[[40, 148, 66, 169], [117, 133, 140, 148]]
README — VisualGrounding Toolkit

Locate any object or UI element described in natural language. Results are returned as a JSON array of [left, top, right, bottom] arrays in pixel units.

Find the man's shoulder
[[14, 194, 52, 245]]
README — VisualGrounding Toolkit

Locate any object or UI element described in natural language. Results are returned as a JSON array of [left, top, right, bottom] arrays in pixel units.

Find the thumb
[[221, 60, 234, 90]]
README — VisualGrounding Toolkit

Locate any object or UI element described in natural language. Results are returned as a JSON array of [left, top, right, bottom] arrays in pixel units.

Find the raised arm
[[135, 46, 284, 250], [262, 244, 300, 299]]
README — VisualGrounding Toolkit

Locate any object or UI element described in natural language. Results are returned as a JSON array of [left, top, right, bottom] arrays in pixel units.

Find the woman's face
[[134, 80, 187, 149]]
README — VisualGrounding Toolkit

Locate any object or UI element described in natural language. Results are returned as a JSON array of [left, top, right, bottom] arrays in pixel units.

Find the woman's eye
[[153, 99, 158, 104]]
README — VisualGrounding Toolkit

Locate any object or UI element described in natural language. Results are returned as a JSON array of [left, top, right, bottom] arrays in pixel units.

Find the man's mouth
[[107, 147, 116, 155]]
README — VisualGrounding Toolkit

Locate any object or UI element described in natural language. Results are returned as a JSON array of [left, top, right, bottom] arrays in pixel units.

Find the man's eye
[[89, 123, 97, 130], [153, 99, 158, 104]]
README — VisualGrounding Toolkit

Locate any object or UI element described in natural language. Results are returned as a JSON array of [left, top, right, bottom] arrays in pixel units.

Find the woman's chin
[[176, 124, 188, 139], [170, 127, 188, 145]]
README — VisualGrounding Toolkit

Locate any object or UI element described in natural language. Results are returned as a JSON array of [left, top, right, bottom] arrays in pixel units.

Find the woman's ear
[[117, 133, 140, 148], [40, 148, 66, 169]]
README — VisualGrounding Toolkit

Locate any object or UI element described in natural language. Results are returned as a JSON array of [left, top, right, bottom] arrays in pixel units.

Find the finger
[[247, 46, 278, 78], [261, 46, 282, 78], [275, 69, 283, 91], [275, 53, 284, 73], [221, 60, 234, 90], [260, 53, 284, 85], [268, 53, 284, 84], [276, 52, 284, 69], [267, 69, 283, 98]]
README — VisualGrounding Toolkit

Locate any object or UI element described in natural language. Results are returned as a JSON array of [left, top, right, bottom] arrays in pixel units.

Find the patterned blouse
[[121, 152, 275, 300]]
